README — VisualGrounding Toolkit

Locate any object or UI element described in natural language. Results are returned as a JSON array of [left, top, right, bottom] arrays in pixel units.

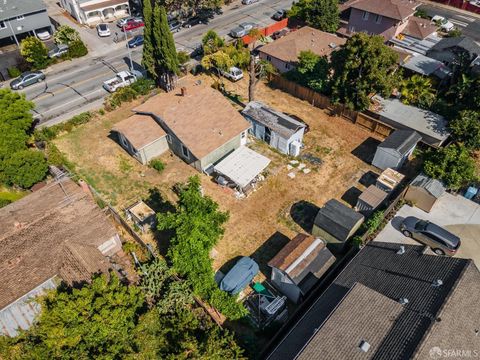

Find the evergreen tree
[[289, 0, 340, 33], [142, 0, 155, 78]]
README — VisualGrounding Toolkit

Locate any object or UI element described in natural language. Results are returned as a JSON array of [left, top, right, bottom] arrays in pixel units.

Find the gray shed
[[268, 234, 335, 303], [404, 174, 445, 213], [242, 101, 306, 156], [372, 130, 422, 170], [312, 199, 364, 252], [355, 185, 388, 216]]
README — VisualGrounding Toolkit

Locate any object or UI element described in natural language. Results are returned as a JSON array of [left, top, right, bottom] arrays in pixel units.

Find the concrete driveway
[[374, 192, 480, 268]]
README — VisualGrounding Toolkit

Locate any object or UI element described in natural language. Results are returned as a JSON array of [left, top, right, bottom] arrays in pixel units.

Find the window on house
[[267, 55, 271, 61], [241, 131, 246, 139], [166, 133, 172, 143], [16, 15, 25, 21], [285, 63, 290, 70], [375, 14, 382, 24], [0, 21, 6, 29], [362, 11, 369, 21], [181, 144, 189, 158]]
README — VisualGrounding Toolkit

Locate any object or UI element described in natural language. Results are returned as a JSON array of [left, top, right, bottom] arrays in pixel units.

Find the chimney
[[180, 86, 187, 96]]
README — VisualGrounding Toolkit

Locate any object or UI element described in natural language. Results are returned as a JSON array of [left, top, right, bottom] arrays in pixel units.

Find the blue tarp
[[219, 257, 259, 295]]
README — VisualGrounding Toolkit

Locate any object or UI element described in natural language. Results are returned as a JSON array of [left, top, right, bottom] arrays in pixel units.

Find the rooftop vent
[[399, 297, 409, 305], [432, 279, 443, 287], [329, 42, 337, 49], [359, 340, 371, 353], [180, 86, 187, 96], [397, 245, 405, 255]]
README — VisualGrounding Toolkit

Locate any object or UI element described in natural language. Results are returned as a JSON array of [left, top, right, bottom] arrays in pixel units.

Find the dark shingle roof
[[0, 0, 46, 21], [266, 242, 478, 360], [314, 199, 364, 241], [429, 36, 480, 56], [379, 130, 422, 155]]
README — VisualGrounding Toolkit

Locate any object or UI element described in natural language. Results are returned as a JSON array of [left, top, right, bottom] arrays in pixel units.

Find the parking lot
[[374, 193, 480, 267]]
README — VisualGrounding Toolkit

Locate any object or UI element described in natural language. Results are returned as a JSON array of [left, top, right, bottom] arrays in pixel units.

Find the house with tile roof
[[266, 242, 480, 360]]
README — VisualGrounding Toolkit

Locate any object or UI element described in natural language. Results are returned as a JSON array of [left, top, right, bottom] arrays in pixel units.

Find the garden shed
[[404, 174, 446, 213], [312, 199, 364, 252], [376, 168, 405, 193], [372, 130, 422, 170], [125, 200, 156, 233], [268, 234, 335, 303], [355, 185, 388, 215]]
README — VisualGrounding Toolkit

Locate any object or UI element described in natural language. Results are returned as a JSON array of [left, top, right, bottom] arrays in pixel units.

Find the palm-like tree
[[399, 75, 436, 109]]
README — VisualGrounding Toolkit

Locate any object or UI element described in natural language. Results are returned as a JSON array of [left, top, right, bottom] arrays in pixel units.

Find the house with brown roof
[[258, 26, 346, 73], [268, 234, 335, 303], [0, 178, 123, 336], [112, 79, 251, 172], [339, 0, 437, 42]]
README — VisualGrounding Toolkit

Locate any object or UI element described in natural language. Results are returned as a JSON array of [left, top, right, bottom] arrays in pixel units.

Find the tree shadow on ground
[[341, 186, 362, 207], [290, 200, 320, 233], [249, 231, 291, 278], [351, 137, 381, 165]]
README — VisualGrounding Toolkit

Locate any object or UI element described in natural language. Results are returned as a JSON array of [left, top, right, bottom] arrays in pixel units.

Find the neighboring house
[[113, 80, 251, 173], [372, 130, 422, 170], [266, 242, 480, 360], [404, 174, 446, 212], [339, 0, 437, 45], [355, 185, 388, 215], [427, 36, 480, 69], [399, 52, 452, 79], [312, 199, 364, 252], [0, 0, 53, 45], [370, 95, 450, 147], [60, 0, 129, 25], [258, 26, 346, 73], [242, 101, 306, 156], [268, 234, 335, 304], [0, 178, 123, 336]]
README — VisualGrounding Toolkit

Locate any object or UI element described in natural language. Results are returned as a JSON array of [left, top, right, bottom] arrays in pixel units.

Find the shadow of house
[[351, 137, 381, 164], [290, 201, 320, 233], [249, 231, 291, 277], [358, 170, 379, 187], [341, 187, 362, 207]]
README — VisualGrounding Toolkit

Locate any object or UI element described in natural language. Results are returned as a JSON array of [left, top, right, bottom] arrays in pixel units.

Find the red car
[[121, 20, 144, 32]]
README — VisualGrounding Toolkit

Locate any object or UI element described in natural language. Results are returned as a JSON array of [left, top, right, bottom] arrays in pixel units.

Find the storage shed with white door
[[372, 130, 422, 170]]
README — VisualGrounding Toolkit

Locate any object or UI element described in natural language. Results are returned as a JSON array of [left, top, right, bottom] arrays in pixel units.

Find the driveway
[[374, 193, 480, 268]]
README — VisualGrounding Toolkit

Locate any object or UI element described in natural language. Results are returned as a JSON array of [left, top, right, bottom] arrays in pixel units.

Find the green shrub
[[67, 40, 88, 58], [45, 142, 75, 170], [69, 111, 92, 126], [177, 51, 190, 65], [7, 67, 21, 78], [362, 210, 384, 235], [130, 78, 155, 95], [20, 36, 50, 69], [54, 25, 81, 45], [149, 159, 165, 173], [0, 198, 12, 208], [105, 86, 139, 110], [1, 149, 48, 188]]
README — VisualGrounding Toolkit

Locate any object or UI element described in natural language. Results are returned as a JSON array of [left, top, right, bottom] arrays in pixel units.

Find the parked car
[[271, 29, 289, 40], [117, 16, 134, 27], [400, 216, 461, 256], [242, 0, 259, 4], [432, 15, 455, 32], [272, 9, 287, 20], [221, 66, 244, 81], [190, 44, 204, 58], [168, 20, 182, 33], [122, 20, 144, 32], [10, 71, 45, 90], [229, 22, 257, 38], [48, 43, 69, 58], [37, 30, 51, 40], [182, 15, 205, 28], [103, 70, 142, 93], [127, 35, 144, 48], [97, 23, 111, 37]]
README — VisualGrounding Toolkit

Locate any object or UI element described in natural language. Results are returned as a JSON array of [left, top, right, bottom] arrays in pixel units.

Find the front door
[[264, 127, 271, 144]]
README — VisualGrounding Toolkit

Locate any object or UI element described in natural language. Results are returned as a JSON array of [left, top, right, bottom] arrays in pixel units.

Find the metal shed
[[404, 174, 445, 213], [355, 185, 388, 215], [372, 130, 422, 170]]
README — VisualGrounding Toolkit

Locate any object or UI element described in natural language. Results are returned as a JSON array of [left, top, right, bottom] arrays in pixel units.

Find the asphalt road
[[21, 0, 294, 126], [418, 3, 480, 41]]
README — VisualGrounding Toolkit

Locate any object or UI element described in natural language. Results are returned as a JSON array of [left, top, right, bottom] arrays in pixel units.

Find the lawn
[[54, 74, 379, 274]]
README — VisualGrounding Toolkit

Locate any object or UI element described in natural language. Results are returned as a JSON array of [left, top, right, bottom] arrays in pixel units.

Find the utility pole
[[7, 20, 19, 47]]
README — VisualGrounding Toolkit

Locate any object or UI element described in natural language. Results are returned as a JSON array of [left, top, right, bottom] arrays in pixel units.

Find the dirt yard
[[55, 75, 380, 273]]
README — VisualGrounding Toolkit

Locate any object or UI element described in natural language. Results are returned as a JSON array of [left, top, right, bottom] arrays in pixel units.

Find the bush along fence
[[269, 75, 394, 138]]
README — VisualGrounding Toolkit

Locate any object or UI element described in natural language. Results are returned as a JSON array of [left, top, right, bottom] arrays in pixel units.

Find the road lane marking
[[450, 19, 469, 27], [457, 15, 475, 22], [38, 88, 105, 115]]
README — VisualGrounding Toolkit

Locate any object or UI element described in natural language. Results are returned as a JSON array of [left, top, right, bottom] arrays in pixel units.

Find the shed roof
[[377, 168, 405, 189], [371, 96, 449, 146], [0, 0, 46, 21], [112, 114, 166, 150], [134, 79, 251, 159], [267, 242, 480, 360], [214, 146, 270, 188], [410, 174, 445, 198], [314, 199, 364, 241], [358, 185, 388, 208], [258, 27, 346, 64], [242, 101, 305, 138], [401, 53, 452, 78], [379, 130, 421, 155], [268, 234, 335, 285]]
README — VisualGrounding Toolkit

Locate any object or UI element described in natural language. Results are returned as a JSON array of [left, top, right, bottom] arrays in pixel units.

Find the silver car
[[229, 22, 257, 38], [48, 43, 69, 58], [10, 71, 45, 90]]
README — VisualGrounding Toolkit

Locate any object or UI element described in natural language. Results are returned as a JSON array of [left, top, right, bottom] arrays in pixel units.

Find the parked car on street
[[271, 29, 289, 40], [103, 70, 142, 93], [272, 9, 287, 20], [400, 216, 461, 256], [10, 71, 45, 90], [221, 66, 244, 81], [229, 22, 257, 38], [97, 23, 111, 37], [127, 35, 144, 48], [242, 0, 259, 4], [122, 20, 144, 32], [168, 20, 182, 33], [117, 16, 134, 27], [48, 43, 69, 58], [432, 15, 455, 32], [182, 15, 205, 28]]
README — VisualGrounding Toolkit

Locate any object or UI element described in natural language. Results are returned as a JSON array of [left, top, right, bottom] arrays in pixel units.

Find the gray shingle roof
[[314, 199, 364, 241], [379, 130, 422, 155], [0, 0, 46, 21], [410, 174, 445, 198], [242, 101, 305, 139], [267, 242, 479, 360], [430, 36, 480, 56]]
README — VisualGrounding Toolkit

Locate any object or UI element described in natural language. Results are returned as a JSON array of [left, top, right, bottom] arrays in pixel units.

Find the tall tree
[[142, 0, 155, 78], [330, 33, 399, 110], [202, 30, 225, 55], [449, 110, 480, 150], [247, 29, 275, 102], [20, 36, 50, 69], [285, 50, 330, 93], [152, 4, 180, 91], [288, 0, 340, 33], [399, 75, 436, 109]]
